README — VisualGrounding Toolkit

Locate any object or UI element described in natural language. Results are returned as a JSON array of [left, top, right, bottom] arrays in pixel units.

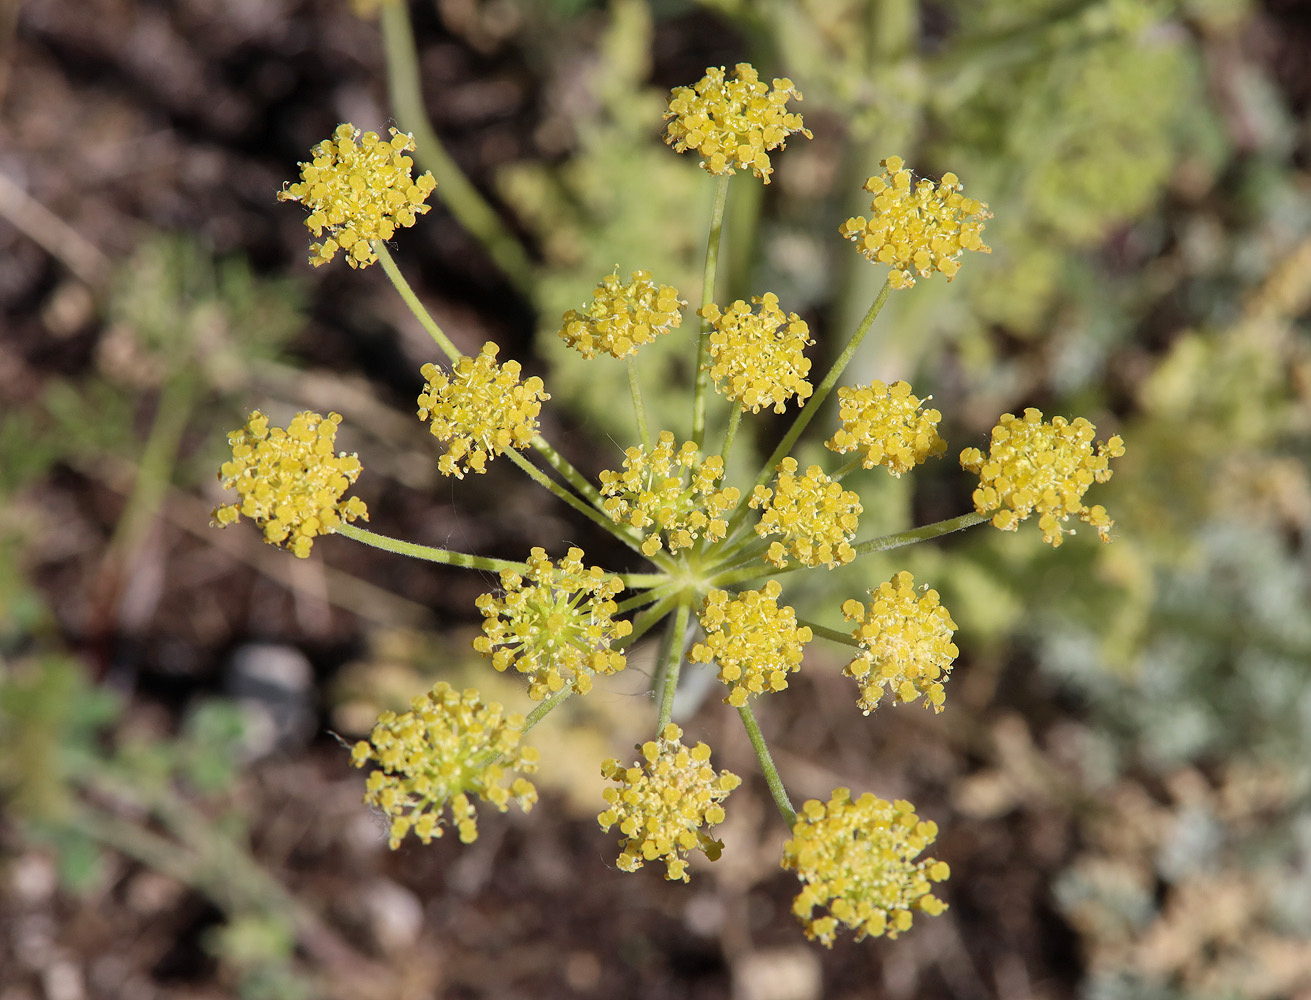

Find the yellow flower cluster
[[598, 724, 741, 882], [558, 270, 686, 360], [750, 458, 862, 568], [690, 581, 813, 707], [473, 547, 630, 701], [664, 63, 812, 184], [700, 293, 814, 413], [350, 681, 539, 848], [782, 788, 949, 946], [599, 431, 741, 557], [838, 155, 991, 289], [277, 123, 437, 269], [417, 342, 549, 479], [213, 410, 368, 559], [825, 381, 946, 476], [959, 408, 1125, 546], [841, 571, 958, 715]]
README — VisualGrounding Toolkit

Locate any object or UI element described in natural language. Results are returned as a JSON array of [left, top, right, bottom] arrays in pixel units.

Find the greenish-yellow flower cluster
[[417, 342, 549, 479], [350, 681, 539, 848], [599, 431, 741, 557], [959, 408, 1124, 546], [690, 581, 812, 707], [277, 123, 436, 269], [213, 410, 368, 559], [841, 571, 958, 714], [838, 155, 991, 289], [664, 63, 812, 183], [750, 458, 862, 568], [558, 270, 686, 360], [782, 788, 949, 946], [473, 547, 630, 701], [700, 293, 814, 413], [598, 724, 741, 882], [826, 381, 946, 476]]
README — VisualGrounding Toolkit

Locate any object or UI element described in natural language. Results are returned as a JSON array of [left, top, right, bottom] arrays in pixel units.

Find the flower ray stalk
[[738, 701, 796, 827], [336, 523, 527, 573], [628, 354, 651, 450], [378, 2, 534, 292], [655, 600, 692, 732], [691, 174, 732, 450], [375, 242, 459, 362]]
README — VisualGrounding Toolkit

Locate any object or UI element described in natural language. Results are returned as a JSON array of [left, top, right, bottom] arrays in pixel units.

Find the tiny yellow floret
[[750, 458, 861, 568], [473, 547, 630, 701], [841, 571, 958, 714], [782, 788, 949, 946], [352, 681, 538, 848], [213, 409, 368, 558], [959, 408, 1125, 546], [558, 269, 686, 359], [690, 581, 812, 707], [700, 293, 814, 413], [839, 155, 991, 288], [664, 63, 812, 184], [417, 341, 549, 478], [277, 123, 436, 269], [599, 432, 740, 556], [598, 724, 741, 882], [825, 381, 946, 476]]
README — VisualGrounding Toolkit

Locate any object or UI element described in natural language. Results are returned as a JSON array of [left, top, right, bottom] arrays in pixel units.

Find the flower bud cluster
[[474, 547, 630, 701], [351, 681, 539, 848], [959, 408, 1124, 546], [213, 410, 368, 558], [598, 724, 741, 882]]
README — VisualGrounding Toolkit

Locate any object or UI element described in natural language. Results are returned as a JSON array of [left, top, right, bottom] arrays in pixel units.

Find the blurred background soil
[[2, 1, 1311, 999]]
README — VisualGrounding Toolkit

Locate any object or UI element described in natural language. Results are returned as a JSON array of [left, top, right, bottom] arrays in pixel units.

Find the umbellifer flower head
[[750, 458, 862, 568], [782, 788, 950, 946], [700, 293, 814, 413], [690, 581, 813, 707], [826, 381, 946, 476], [599, 431, 741, 557], [558, 269, 686, 360], [473, 547, 630, 701], [351, 681, 539, 848], [841, 571, 958, 714], [213, 410, 368, 559], [838, 155, 991, 289], [959, 408, 1125, 546], [277, 123, 437, 268], [598, 723, 741, 882], [664, 63, 812, 184], [417, 342, 549, 478]]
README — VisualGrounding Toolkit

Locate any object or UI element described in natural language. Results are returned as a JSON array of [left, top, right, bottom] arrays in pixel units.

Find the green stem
[[852, 510, 989, 555], [797, 619, 857, 646], [692, 174, 732, 450], [374, 242, 460, 362], [628, 354, 650, 451], [737, 703, 795, 828], [378, 1, 535, 292], [718, 405, 742, 467], [530, 435, 606, 510], [336, 522, 527, 571], [615, 573, 671, 593], [655, 599, 692, 732], [624, 591, 680, 647], [521, 685, 574, 735], [503, 448, 660, 562]]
